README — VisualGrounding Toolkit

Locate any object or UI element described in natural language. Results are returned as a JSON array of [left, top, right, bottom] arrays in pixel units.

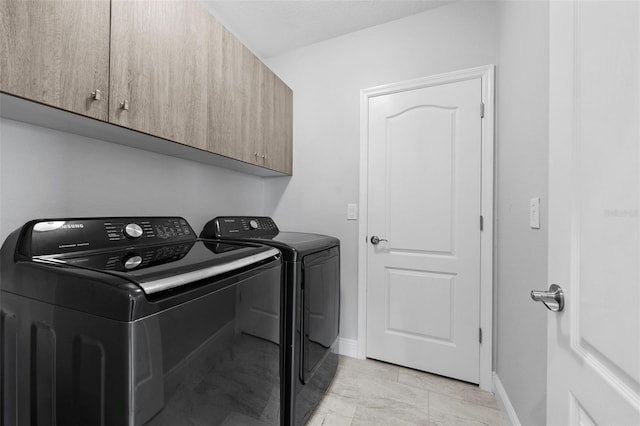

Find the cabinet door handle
[[262, 153, 266, 159], [120, 100, 130, 111], [91, 89, 102, 101]]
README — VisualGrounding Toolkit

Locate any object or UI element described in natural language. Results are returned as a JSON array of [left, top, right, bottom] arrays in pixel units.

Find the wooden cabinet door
[[265, 74, 293, 175], [258, 63, 293, 175], [0, 0, 110, 120], [109, 0, 208, 150], [208, 18, 262, 165], [259, 62, 275, 169]]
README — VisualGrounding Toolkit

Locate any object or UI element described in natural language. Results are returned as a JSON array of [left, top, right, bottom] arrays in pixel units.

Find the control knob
[[123, 254, 143, 270], [124, 223, 144, 239], [249, 219, 259, 230]]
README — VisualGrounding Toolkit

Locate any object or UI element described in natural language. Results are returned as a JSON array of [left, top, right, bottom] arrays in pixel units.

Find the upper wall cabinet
[[109, 0, 209, 150], [1, 0, 292, 175], [0, 0, 110, 120]]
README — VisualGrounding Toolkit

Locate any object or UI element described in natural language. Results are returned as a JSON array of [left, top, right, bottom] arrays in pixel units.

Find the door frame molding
[[357, 65, 495, 391]]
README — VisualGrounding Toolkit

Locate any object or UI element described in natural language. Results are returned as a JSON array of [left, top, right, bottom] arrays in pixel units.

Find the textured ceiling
[[200, 1, 452, 58]]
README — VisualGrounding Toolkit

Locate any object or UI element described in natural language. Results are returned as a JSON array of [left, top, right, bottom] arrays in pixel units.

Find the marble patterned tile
[[303, 356, 507, 426], [315, 393, 359, 418], [336, 356, 401, 383], [429, 392, 504, 426], [307, 410, 354, 426], [305, 414, 323, 426], [397, 369, 498, 409], [350, 399, 431, 426], [330, 366, 430, 409], [306, 391, 357, 425]]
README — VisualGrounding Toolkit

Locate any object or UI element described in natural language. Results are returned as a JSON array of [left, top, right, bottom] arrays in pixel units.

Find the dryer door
[[300, 247, 340, 383]]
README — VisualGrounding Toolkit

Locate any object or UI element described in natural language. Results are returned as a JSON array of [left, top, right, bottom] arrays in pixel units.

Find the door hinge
[[480, 215, 484, 231], [479, 328, 483, 344], [480, 102, 485, 118]]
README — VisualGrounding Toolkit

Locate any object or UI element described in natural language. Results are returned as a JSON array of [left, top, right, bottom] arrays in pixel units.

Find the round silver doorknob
[[531, 284, 564, 312], [370, 236, 388, 245]]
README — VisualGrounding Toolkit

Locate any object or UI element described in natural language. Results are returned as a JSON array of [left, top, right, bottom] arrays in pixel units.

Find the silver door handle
[[531, 284, 564, 312], [370, 236, 388, 245]]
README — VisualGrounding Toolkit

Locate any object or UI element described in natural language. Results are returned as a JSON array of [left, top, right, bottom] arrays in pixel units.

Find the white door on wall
[[366, 77, 482, 383], [545, 1, 640, 424]]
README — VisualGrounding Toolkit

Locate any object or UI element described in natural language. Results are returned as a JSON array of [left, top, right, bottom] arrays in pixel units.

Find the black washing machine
[[1, 217, 284, 425], [201, 216, 340, 426]]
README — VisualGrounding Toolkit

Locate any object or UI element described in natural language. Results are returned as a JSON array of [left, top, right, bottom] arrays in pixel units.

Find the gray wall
[[0, 117, 265, 242], [265, 1, 550, 424], [264, 0, 500, 342], [495, 2, 549, 425]]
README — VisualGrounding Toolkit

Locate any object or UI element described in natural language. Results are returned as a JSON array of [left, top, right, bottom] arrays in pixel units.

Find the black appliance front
[[201, 216, 340, 426], [0, 217, 283, 426]]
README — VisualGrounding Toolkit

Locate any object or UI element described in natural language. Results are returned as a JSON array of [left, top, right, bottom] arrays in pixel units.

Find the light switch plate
[[530, 197, 540, 229], [347, 203, 358, 220]]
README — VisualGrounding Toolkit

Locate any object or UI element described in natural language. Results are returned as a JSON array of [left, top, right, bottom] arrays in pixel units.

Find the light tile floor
[[306, 356, 505, 426]]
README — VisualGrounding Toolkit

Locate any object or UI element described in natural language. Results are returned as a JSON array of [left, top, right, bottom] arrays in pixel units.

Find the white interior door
[[366, 78, 482, 383], [546, 1, 640, 424]]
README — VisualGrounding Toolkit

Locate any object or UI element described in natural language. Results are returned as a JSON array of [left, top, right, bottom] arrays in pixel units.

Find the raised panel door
[[547, 2, 640, 424], [366, 78, 482, 383], [109, 0, 208, 150], [0, 0, 110, 120]]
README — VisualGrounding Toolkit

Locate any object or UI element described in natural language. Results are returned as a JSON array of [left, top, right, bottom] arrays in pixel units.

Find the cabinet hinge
[[480, 215, 484, 231], [480, 102, 485, 118], [479, 328, 483, 344]]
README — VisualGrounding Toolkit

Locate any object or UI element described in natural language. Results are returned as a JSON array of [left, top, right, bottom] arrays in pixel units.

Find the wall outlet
[[530, 197, 540, 229], [347, 203, 358, 220]]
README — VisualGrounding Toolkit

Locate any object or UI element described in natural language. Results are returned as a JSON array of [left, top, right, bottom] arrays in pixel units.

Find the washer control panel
[[26, 217, 196, 256], [202, 216, 279, 239]]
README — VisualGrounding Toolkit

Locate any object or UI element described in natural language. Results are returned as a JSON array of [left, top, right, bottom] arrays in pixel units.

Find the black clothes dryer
[[201, 216, 340, 426], [1, 217, 283, 425]]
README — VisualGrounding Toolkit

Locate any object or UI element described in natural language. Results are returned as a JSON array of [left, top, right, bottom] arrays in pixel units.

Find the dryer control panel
[[202, 216, 279, 239]]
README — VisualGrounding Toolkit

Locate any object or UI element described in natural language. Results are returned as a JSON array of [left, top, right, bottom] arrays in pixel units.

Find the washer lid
[[37, 240, 280, 295]]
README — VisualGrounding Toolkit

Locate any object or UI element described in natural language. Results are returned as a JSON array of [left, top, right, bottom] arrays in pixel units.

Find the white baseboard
[[493, 373, 521, 426], [338, 337, 359, 358]]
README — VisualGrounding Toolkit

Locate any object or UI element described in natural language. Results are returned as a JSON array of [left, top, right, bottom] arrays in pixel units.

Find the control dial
[[124, 223, 144, 239], [123, 254, 143, 270], [248, 219, 259, 230]]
